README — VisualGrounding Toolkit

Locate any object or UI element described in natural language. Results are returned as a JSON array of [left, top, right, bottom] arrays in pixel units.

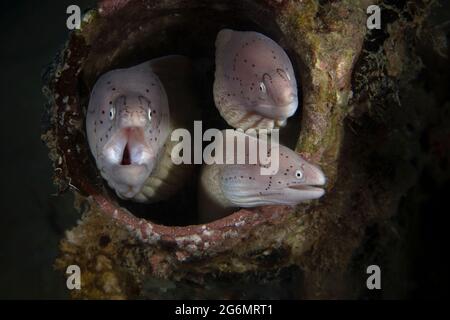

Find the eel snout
[[101, 127, 155, 199]]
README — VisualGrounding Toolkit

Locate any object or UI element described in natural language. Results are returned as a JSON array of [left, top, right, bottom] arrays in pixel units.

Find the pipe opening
[[78, 1, 302, 226]]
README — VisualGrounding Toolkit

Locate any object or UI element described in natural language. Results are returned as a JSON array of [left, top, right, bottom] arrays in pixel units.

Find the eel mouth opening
[[103, 127, 152, 167], [121, 144, 131, 166], [77, 0, 304, 227]]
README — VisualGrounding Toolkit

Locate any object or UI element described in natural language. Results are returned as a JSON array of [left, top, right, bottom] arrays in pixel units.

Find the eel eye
[[109, 107, 116, 120], [259, 82, 266, 93], [148, 109, 152, 121], [295, 170, 303, 179]]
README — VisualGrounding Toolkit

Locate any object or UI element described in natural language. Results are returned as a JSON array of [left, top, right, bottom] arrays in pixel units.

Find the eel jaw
[[285, 184, 325, 200], [257, 183, 325, 207], [101, 127, 155, 199], [253, 99, 298, 121]]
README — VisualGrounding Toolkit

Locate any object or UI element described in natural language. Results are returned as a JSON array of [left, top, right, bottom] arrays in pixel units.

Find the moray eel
[[198, 131, 326, 222], [213, 29, 298, 130], [86, 56, 197, 202]]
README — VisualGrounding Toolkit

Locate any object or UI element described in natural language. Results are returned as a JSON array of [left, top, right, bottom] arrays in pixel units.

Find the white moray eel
[[199, 131, 326, 222], [213, 29, 298, 130], [86, 55, 196, 202]]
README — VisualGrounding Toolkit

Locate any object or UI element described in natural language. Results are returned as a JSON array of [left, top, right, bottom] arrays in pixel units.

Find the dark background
[[0, 0, 95, 299], [0, 1, 448, 299]]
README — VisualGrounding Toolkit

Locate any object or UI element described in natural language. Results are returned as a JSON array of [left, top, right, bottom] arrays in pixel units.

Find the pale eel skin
[[86, 56, 197, 202], [199, 131, 326, 222], [213, 29, 298, 130]]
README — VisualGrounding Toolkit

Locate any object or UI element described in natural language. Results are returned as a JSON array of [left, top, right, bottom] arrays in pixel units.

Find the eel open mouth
[[121, 144, 132, 165], [286, 184, 325, 200], [103, 127, 153, 167], [101, 127, 155, 199]]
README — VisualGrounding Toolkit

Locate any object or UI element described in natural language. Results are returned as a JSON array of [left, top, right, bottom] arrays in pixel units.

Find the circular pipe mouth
[[44, 0, 304, 251]]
